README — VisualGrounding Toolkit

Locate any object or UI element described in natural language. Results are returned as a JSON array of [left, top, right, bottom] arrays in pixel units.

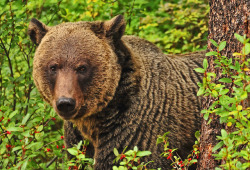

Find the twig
[[46, 156, 58, 168]]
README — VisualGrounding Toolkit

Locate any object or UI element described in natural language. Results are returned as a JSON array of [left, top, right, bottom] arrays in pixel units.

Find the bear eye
[[77, 65, 87, 74], [50, 65, 57, 73]]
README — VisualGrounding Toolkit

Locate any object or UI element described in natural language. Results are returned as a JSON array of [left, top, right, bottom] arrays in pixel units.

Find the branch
[[46, 156, 58, 168]]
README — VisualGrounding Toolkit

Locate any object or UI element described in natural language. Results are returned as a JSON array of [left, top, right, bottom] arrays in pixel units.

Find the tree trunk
[[198, 0, 249, 169]]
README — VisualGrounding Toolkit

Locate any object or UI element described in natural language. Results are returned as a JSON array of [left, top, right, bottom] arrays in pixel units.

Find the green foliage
[[0, 1, 66, 169], [156, 132, 200, 170], [0, 0, 208, 169], [112, 130, 201, 170], [113, 146, 153, 170], [137, 0, 209, 54], [67, 140, 94, 170], [196, 34, 250, 169]]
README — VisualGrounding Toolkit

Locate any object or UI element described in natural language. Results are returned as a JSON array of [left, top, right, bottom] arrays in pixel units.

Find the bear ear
[[103, 15, 126, 40], [28, 18, 49, 45]]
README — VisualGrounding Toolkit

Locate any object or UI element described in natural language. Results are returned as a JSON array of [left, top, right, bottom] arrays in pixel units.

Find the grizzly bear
[[28, 15, 204, 169]]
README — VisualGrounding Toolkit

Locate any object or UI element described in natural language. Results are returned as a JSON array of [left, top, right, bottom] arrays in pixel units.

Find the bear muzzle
[[56, 97, 76, 119]]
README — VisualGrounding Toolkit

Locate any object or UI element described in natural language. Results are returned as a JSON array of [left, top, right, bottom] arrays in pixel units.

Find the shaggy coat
[[28, 15, 204, 169]]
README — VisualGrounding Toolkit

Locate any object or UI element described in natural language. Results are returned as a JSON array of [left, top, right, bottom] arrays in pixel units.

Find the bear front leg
[[63, 121, 95, 160]]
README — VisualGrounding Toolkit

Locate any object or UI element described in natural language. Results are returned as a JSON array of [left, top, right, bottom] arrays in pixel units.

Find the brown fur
[[28, 16, 204, 169]]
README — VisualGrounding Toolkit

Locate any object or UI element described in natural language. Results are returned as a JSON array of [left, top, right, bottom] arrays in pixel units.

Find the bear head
[[28, 15, 126, 120]]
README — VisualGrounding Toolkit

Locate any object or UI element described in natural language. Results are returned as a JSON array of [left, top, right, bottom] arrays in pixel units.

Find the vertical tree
[[198, 0, 249, 169]]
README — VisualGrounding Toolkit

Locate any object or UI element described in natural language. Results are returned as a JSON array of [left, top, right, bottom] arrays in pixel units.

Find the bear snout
[[56, 97, 76, 118]]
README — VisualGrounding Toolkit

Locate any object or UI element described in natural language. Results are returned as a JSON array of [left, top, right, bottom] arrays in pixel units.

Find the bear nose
[[56, 97, 76, 113]]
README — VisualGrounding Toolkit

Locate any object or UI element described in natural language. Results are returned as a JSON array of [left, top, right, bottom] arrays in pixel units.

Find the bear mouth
[[72, 106, 87, 119], [56, 106, 87, 120], [57, 110, 78, 120]]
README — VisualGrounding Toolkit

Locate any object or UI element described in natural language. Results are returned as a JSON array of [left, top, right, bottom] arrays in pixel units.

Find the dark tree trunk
[[198, 0, 249, 169]]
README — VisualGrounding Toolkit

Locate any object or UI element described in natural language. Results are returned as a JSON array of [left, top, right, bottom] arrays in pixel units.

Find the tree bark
[[198, 0, 249, 169]]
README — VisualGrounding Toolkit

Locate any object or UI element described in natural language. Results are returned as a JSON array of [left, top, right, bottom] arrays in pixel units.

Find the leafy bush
[[113, 146, 153, 169], [156, 132, 200, 170], [196, 34, 250, 169], [0, 0, 208, 169], [137, 0, 209, 53], [67, 140, 94, 170]]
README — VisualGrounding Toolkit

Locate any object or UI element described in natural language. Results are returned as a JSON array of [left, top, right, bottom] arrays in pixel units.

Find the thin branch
[[0, 37, 16, 110], [46, 156, 58, 168]]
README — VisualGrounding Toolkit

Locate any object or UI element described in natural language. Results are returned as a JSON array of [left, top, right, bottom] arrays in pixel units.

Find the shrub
[[196, 34, 250, 169]]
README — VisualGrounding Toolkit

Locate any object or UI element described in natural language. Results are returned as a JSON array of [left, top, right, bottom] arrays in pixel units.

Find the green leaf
[[31, 117, 43, 123], [218, 41, 226, 51], [206, 51, 218, 56], [220, 89, 229, 95], [197, 87, 205, 96], [22, 113, 31, 125], [212, 90, 218, 97], [21, 159, 29, 170], [112, 167, 119, 170], [246, 84, 250, 92], [134, 146, 138, 152], [235, 33, 244, 43], [26, 142, 43, 150], [207, 72, 216, 79], [190, 159, 197, 164], [204, 113, 209, 120], [37, 125, 43, 132], [136, 151, 151, 157], [220, 116, 227, 123], [9, 110, 18, 119], [210, 39, 218, 47], [221, 129, 227, 138], [6, 127, 22, 131], [240, 91, 247, 100], [12, 146, 22, 152], [122, 146, 128, 154], [202, 77, 207, 85], [245, 43, 250, 55], [114, 148, 119, 156], [233, 52, 242, 56], [195, 131, 200, 140], [156, 137, 164, 145], [67, 148, 78, 156], [77, 154, 86, 159], [203, 58, 208, 70], [67, 162, 76, 166], [218, 78, 232, 83], [125, 150, 134, 156], [22, 130, 32, 137], [60, 8, 67, 15], [77, 140, 83, 150], [236, 161, 242, 169], [235, 61, 240, 71], [3, 159, 9, 168], [83, 140, 89, 146], [212, 141, 224, 152], [120, 161, 127, 166], [194, 68, 205, 73], [215, 167, 223, 170], [38, 103, 44, 108], [35, 131, 44, 140], [163, 132, 170, 137], [118, 166, 126, 170]]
